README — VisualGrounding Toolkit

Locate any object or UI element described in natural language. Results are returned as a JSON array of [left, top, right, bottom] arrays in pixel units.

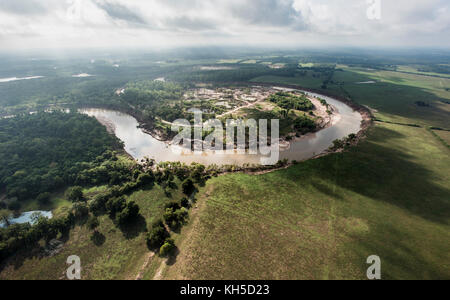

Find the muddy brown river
[[80, 90, 362, 166]]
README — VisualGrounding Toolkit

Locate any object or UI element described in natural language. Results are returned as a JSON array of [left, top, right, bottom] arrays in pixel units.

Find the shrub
[[147, 225, 169, 250], [36, 192, 51, 205], [116, 201, 140, 226], [180, 198, 190, 208], [293, 116, 316, 134], [165, 201, 181, 211], [7, 200, 21, 211], [159, 238, 176, 257], [151, 218, 165, 229], [105, 197, 126, 218], [72, 203, 89, 220], [136, 173, 154, 187], [89, 194, 109, 216], [120, 182, 138, 195], [182, 178, 196, 196], [87, 216, 100, 231], [163, 207, 189, 230], [175, 208, 189, 224], [66, 186, 84, 202]]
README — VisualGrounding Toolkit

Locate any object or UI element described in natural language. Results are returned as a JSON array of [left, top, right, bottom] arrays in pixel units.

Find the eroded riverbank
[[80, 87, 369, 166]]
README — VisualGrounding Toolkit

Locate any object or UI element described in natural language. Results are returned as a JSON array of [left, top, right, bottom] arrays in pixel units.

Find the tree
[[72, 202, 89, 220], [191, 164, 206, 182], [105, 197, 126, 218], [159, 238, 176, 257], [147, 223, 169, 250], [165, 201, 181, 211], [36, 192, 51, 205], [163, 208, 177, 228], [116, 201, 140, 226], [7, 200, 21, 211], [182, 178, 196, 196], [89, 194, 109, 216], [0, 210, 12, 227], [87, 216, 100, 231], [66, 186, 84, 203], [163, 207, 189, 230], [181, 197, 190, 208], [136, 173, 154, 187], [0, 112, 120, 201]]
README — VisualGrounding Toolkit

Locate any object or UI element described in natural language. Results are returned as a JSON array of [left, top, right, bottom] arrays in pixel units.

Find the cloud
[[163, 16, 218, 32], [0, 0, 47, 15], [227, 0, 303, 27], [0, 0, 449, 49], [94, 0, 147, 25]]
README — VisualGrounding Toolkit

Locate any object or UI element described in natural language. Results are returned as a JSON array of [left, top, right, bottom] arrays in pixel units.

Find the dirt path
[[151, 187, 212, 280], [134, 252, 155, 280], [216, 100, 258, 118], [159, 99, 264, 128], [153, 262, 165, 280]]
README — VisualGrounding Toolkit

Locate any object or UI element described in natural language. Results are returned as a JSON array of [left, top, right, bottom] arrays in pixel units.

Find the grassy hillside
[[0, 180, 186, 280], [160, 123, 450, 280]]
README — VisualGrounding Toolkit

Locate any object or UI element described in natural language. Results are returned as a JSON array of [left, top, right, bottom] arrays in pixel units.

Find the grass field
[[396, 65, 450, 79], [0, 178, 186, 280], [331, 67, 450, 128], [434, 130, 450, 144], [432, 130, 450, 148], [160, 123, 450, 280], [251, 73, 326, 90], [241, 60, 258, 64], [251, 66, 450, 129]]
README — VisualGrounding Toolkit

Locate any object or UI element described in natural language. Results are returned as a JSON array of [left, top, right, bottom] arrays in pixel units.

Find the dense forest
[[121, 80, 186, 122], [0, 111, 122, 203], [167, 64, 299, 83], [268, 92, 315, 111]]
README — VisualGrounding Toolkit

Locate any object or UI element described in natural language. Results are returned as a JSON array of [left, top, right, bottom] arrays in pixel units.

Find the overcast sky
[[0, 0, 449, 50]]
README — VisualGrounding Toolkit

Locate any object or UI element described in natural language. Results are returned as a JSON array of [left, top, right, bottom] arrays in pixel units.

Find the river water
[[0, 211, 53, 228], [80, 90, 362, 166]]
